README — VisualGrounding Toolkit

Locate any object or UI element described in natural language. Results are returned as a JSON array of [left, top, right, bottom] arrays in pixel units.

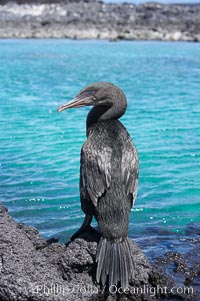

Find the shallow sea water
[[0, 39, 200, 259]]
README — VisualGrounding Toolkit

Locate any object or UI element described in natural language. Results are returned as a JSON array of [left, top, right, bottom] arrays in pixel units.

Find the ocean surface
[[0, 39, 200, 260]]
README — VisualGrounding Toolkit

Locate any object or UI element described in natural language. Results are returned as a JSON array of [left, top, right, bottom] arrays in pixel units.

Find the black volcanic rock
[[0, 0, 200, 40], [0, 202, 198, 301]]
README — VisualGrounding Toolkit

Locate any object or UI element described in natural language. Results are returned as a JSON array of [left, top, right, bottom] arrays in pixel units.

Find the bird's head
[[57, 82, 127, 120]]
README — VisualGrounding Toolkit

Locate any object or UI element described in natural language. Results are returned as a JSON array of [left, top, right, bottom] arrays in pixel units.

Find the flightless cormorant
[[58, 82, 139, 288]]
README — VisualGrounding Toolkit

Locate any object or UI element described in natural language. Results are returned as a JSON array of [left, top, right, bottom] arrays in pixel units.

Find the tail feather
[[96, 237, 134, 288], [96, 238, 107, 283], [124, 238, 135, 279], [105, 240, 111, 275], [110, 243, 118, 286], [120, 242, 128, 288], [96, 237, 103, 261], [113, 243, 119, 285], [102, 241, 110, 285]]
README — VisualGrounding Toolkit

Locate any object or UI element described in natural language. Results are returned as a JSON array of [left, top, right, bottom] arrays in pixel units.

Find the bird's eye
[[86, 90, 94, 95]]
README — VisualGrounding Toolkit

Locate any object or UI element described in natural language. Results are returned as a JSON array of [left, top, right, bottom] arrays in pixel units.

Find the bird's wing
[[81, 141, 112, 208], [81, 134, 138, 209], [121, 137, 139, 208]]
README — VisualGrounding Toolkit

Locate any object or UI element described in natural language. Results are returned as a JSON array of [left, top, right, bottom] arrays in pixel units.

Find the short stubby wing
[[121, 136, 139, 208], [80, 139, 112, 208]]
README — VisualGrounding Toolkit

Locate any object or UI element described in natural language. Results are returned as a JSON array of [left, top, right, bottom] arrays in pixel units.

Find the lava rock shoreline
[[0, 0, 200, 41], [0, 203, 199, 301]]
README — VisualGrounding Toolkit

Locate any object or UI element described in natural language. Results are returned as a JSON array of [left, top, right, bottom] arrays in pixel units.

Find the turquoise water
[[0, 40, 200, 251]]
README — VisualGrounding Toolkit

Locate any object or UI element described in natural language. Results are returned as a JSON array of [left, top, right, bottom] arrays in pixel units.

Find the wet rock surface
[[154, 238, 200, 295], [0, 0, 200, 41], [0, 203, 199, 301]]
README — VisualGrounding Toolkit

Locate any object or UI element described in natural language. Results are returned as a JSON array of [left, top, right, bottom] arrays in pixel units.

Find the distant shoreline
[[0, 1, 200, 41]]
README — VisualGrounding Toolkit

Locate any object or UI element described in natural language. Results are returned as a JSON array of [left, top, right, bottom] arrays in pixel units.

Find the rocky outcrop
[[0, 0, 200, 41], [0, 203, 199, 301]]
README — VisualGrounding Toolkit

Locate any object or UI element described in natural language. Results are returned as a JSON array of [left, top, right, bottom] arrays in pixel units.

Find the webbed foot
[[71, 214, 93, 241]]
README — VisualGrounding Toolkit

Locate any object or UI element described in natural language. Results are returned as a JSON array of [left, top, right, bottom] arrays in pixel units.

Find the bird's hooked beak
[[57, 95, 94, 113]]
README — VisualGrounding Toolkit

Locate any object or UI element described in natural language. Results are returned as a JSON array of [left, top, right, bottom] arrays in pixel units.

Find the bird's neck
[[86, 105, 109, 128], [86, 99, 126, 133], [86, 104, 125, 131]]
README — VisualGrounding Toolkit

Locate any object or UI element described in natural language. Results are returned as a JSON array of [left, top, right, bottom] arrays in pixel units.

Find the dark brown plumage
[[58, 82, 139, 288]]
